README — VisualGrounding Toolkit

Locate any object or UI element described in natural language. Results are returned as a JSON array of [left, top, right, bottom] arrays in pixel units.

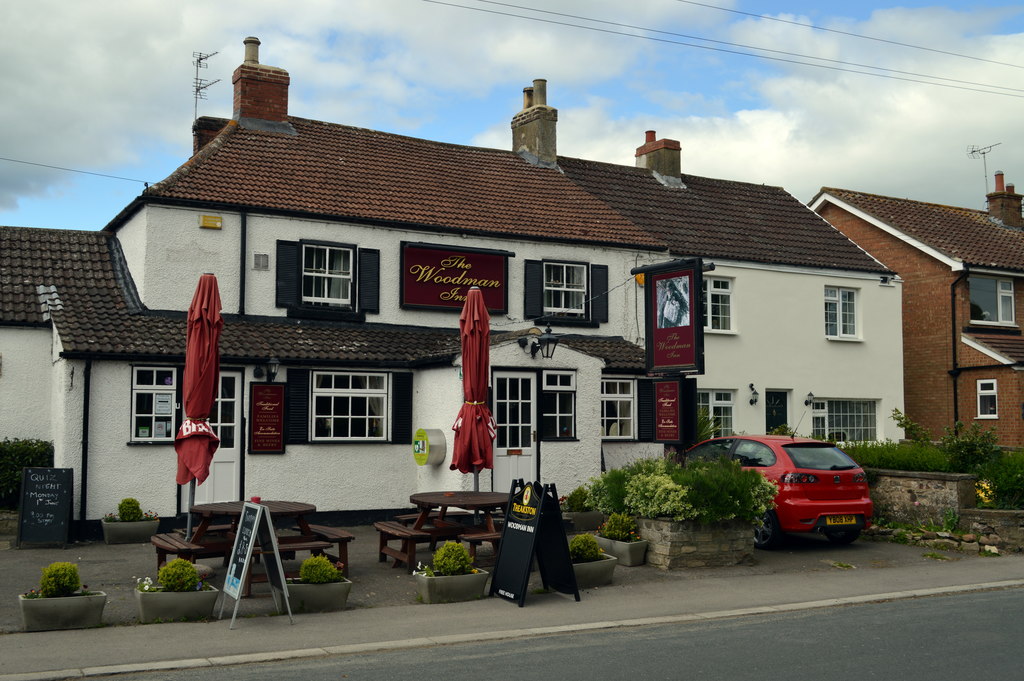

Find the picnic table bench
[[150, 533, 231, 571], [298, 524, 355, 576], [374, 521, 437, 572], [459, 527, 503, 561], [244, 537, 333, 596]]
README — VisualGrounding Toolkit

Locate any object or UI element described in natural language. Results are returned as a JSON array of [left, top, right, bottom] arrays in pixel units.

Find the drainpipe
[[949, 266, 970, 425], [238, 211, 248, 315], [80, 359, 92, 534]]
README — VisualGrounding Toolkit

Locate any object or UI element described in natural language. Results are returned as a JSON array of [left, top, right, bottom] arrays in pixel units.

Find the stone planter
[[415, 570, 489, 604], [285, 579, 353, 613], [572, 554, 617, 588], [564, 511, 604, 531], [101, 520, 160, 544], [638, 517, 754, 569], [135, 586, 219, 623], [595, 536, 648, 566], [19, 592, 107, 632]]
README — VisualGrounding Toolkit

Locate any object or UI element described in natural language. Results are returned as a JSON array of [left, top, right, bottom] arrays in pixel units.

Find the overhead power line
[[0, 156, 150, 186]]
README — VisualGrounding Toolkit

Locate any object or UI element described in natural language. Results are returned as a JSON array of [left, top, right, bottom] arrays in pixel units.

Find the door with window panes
[[491, 371, 536, 493], [180, 371, 242, 506]]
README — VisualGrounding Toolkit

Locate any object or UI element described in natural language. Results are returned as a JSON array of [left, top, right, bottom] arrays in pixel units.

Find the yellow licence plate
[[825, 515, 857, 526]]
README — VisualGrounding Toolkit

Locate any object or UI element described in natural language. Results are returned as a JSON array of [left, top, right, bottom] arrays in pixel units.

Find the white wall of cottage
[[0, 327, 52, 440]]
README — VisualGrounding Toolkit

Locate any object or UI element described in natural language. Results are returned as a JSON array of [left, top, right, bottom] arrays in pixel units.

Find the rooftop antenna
[[967, 143, 1002, 194], [192, 51, 221, 122]]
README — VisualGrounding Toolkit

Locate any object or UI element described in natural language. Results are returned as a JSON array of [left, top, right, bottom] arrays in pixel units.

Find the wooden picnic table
[[408, 491, 508, 533]]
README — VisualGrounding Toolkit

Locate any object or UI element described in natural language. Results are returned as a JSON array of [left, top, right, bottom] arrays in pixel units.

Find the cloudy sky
[[3, 0, 1024, 231]]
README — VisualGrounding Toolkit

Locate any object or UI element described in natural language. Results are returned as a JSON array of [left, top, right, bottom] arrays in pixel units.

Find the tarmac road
[[2, 525, 1022, 680]]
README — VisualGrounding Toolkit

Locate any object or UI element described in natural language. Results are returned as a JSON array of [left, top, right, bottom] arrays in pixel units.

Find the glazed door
[[491, 371, 537, 494], [765, 390, 788, 433], [181, 371, 243, 506]]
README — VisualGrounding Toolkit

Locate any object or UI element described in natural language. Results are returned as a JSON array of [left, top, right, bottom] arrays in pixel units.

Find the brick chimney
[[511, 79, 558, 167], [635, 130, 683, 188], [987, 171, 1023, 227], [232, 36, 290, 123]]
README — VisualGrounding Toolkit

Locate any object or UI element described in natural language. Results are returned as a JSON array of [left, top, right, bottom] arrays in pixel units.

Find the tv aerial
[[967, 143, 1002, 194], [193, 51, 221, 122]]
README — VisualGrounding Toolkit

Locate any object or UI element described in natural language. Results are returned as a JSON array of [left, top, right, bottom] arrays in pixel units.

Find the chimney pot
[[1009, 184, 1016, 194], [645, 130, 656, 143], [995, 171, 1005, 193], [243, 36, 261, 64], [523, 87, 534, 109], [532, 79, 547, 106], [511, 79, 557, 167]]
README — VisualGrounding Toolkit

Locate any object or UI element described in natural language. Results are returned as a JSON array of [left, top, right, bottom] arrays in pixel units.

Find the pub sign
[[632, 258, 706, 376], [400, 242, 510, 312]]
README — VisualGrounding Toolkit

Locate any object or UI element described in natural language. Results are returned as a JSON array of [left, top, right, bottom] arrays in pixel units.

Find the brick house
[[811, 175, 1024, 445], [0, 37, 902, 530]]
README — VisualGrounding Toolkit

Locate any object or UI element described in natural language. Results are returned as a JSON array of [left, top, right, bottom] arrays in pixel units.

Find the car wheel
[[824, 529, 861, 545], [754, 510, 783, 549]]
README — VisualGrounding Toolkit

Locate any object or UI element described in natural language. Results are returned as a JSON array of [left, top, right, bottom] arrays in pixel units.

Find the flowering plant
[[103, 497, 158, 522], [597, 513, 642, 543], [22, 561, 96, 598], [137, 558, 212, 592], [413, 542, 480, 577]]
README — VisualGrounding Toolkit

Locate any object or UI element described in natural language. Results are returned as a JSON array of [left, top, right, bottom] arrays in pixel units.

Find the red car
[[686, 434, 873, 549]]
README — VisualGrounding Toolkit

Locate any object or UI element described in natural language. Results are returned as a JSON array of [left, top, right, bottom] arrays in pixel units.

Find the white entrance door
[[181, 371, 242, 506], [492, 371, 536, 494]]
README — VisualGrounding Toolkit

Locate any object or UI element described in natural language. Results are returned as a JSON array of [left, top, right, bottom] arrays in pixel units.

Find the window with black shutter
[[275, 240, 379, 321], [523, 259, 609, 327]]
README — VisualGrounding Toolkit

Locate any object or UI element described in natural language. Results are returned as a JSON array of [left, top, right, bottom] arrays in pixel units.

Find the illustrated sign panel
[[635, 258, 705, 376], [654, 380, 682, 442], [17, 467, 73, 547], [400, 243, 509, 312], [249, 383, 286, 454]]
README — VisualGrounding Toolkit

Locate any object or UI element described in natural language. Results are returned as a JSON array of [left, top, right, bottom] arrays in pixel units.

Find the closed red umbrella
[[451, 286, 496, 487], [174, 274, 223, 534]]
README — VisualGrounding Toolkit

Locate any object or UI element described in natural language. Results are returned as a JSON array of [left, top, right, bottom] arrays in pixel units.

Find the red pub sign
[[249, 383, 286, 454], [400, 242, 509, 312], [633, 258, 706, 376], [654, 380, 682, 442]]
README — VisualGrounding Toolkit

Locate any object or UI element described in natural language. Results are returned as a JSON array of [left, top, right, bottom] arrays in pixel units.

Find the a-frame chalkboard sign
[[17, 468, 73, 548], [490, 480, 579, 607], [219, 502, 293, 628]]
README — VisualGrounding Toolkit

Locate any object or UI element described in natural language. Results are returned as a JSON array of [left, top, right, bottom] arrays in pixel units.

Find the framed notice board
[[220, 502, 292, 628], [249, 383, 286, 454], [17, 468, 73, 548]]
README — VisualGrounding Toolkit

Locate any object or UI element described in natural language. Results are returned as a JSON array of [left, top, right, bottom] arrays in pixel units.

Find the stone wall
[[637, 517, 753, 569], [868, 468, 976, 524], [960, 509, 1024, 551]]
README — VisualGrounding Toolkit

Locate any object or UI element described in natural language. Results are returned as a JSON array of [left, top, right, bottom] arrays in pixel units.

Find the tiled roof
[[558, 335, 646, 371], [818, 188, 1024, 272], [130, 116, 885, 273], [964, 332, 1024, 364]]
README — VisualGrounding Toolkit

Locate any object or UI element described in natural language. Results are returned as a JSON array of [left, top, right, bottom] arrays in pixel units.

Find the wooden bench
[[374, 521, 431, 572], [300, 524, 356, 577], [393, 510, 471, 526], [245, 539, 332, 597], [459, 529, 503, 561], [150, 533, 230, 571]]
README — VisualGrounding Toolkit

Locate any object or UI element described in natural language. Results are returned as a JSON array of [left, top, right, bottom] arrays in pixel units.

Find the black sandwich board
[[490, 480, 579, 607], [219, 502, 293, 628], [17, 467, 73, 548]]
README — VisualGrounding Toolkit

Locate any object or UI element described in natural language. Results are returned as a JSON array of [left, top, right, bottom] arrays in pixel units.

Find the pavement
[[2, 525, 1023, 681]]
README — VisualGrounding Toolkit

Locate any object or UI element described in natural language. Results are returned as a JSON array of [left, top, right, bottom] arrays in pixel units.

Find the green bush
[[841, 440, 951, 473], [117, 498, 144, 522], [431, 542, 474, 576], [39, 561, 81, 598], [589, 458, 675, 515], [941, 422, 1000, 473], [891, 408, 932, 445], [298, 555, 343, 584], [597, 513, 640, 542], [0, 439, 54, 509], [562, 485, 593, 512], [158, 558, 200, 592], [978, 452, 1024, 509], [624, 473, 692, 521], [568, 533, 603, 563]]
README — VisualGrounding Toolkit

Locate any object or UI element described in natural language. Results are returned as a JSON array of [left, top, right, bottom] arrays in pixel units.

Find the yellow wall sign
[[199, 215, 223, 229], [413, 428, 430, 465]]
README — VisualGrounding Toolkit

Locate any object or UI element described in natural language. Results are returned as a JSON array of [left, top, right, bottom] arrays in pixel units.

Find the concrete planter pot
[[19, 592, 107, 632], [638, 517, 754, 570], [102, 520, 159, 544], [285, 579, 353, 613], [595, 536, 648, 566], [135, 586, 219, 623], [564, 511, 604, 531], [415, 570, 489, 604], [572, 554, 617, 588]]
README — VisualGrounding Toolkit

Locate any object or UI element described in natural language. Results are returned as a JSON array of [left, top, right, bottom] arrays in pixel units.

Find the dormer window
[[970, 276, 1014, 324]]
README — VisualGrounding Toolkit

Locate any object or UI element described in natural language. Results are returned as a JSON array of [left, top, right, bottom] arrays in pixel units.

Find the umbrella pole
[[186, 481, 196, 539]]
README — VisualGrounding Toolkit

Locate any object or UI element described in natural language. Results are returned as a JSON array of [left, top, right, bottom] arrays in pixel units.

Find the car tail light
[[780, 472, 819, 483], [853, 472, 867, 483]]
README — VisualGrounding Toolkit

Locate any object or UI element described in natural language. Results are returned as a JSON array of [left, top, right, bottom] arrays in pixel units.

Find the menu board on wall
[[249, 383, 286, 454], [654, 380, 682, 443]]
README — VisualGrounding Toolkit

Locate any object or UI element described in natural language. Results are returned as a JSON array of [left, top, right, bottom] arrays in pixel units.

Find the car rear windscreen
[[782, 444, 859, 470]]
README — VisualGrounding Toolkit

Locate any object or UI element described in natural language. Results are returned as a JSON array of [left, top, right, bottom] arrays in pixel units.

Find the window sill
[[127, 441, 175, 446], [533, 316, 599, 329], [308, 439, 389, 444], [825, 336, 862, 343], [704, 328, 737, 336], [975, 416, 999, 420], [540, 437, 580, 443], [286, 306, 364, 323]]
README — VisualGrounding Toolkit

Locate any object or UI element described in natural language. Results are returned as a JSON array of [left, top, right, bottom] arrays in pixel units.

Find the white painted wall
[[0, 327, 53, 441]]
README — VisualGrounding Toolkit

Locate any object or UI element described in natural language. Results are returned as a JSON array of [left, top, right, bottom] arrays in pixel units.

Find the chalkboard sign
[[220, 502, 292, 628], [17, 467, 73, 548], [490, 480, 578, 607]]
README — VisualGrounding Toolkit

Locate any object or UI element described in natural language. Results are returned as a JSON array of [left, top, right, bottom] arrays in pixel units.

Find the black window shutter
[[637, 378, 655, 442], [590, 264, 609, 323], [358, 248, 380, 314], [286, 368, 310, 444], [524, 260, 543, 319], [276, 241, 299, 309], [391, 372, 413, 444]]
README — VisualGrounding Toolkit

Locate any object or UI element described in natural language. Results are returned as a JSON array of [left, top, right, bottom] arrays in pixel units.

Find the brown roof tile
[[964, 332, 1024, 364]]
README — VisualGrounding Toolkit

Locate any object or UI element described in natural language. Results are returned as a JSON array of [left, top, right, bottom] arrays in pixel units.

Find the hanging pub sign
[[631, 258, 707, 376], [249, 383, 286, 454], [654, 379, 683, 442], [400, 242, 511, 313]]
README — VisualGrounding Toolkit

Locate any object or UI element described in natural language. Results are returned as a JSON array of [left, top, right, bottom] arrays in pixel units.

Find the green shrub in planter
[[569, 534, 603, 563], [431, 542, 474, 576], [157, 559, 200, 592], [598, 513, 640, 542], [562, 485, 593, 512], [117, 498, 144, 522], [298, 555, 344, 584], [39, 562, 81, 598]]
